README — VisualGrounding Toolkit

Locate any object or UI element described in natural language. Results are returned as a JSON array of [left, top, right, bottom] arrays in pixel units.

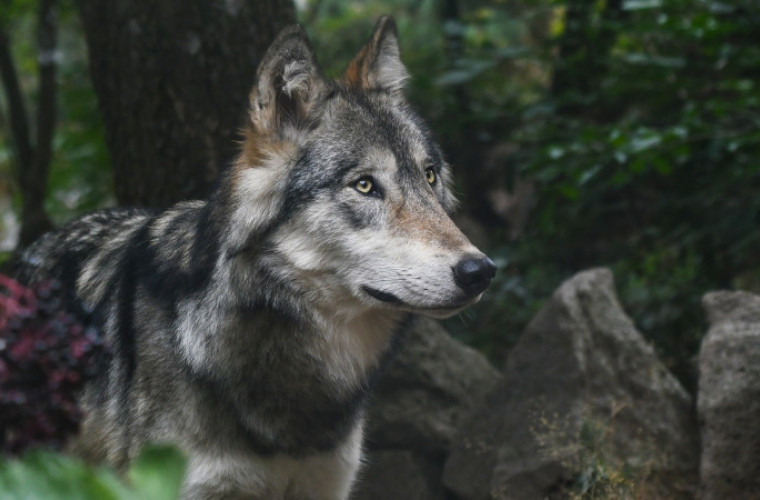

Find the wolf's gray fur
[[17, 16, 495, 499]]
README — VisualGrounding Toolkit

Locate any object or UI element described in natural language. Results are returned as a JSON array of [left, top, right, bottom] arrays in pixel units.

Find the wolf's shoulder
[[16, 202, 207, 287], [14, 207, 152, 286]]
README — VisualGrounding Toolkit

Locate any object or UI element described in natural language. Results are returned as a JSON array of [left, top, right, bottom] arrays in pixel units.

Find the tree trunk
[[76, 0, 296, 207], [0, 0, 57, 248]]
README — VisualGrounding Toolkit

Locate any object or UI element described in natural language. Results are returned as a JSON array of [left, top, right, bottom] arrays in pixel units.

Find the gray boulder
[[699, 291, 760, 500], [366, 316, 500, 455], [358, 317, 500, 499], [443, 268, 698, 500]]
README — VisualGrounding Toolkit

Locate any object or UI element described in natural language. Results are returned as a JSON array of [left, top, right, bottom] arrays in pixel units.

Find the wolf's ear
[[343, 15, 409, 93], [250, 25, 327, 135]]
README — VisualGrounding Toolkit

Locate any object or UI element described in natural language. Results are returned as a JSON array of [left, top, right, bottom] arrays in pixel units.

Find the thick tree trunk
[[76, 0, 296, 207]]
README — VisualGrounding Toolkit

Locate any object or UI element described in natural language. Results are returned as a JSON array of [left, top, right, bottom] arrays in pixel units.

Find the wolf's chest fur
[[18, 15, 494, 500]]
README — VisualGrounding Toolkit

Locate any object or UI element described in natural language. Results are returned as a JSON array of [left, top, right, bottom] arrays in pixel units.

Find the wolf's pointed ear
[[343, 15, 409, 93], [250, 25, 327, 136]]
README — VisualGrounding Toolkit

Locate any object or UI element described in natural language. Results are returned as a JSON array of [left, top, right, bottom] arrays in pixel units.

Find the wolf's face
[[231, 17, 495, 318]]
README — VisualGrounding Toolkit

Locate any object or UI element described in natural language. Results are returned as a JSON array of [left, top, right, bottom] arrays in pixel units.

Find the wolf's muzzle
[[453, 256, 496, 297]]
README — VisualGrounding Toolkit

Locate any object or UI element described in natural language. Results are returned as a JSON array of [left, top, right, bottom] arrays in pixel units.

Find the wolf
[[17, 16, 495, 500]]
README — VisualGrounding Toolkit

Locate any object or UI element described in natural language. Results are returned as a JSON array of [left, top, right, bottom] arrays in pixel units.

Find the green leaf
[[127, 445, 187, 500], [623, 53, 686, 67], [653, 157, 673, 175], [557, 184, 579, 201], [495, 47, 531, 60], [0, 451, 132, 500], [0, 447, 186, 500], [630, 134, 661, 152], [622, 0, 663, 10], [435, 59, 497, 86]]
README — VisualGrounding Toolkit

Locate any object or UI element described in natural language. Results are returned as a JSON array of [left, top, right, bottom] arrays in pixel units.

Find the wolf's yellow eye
[[355, 178, 374, 195], [426, 167, 436, 185]]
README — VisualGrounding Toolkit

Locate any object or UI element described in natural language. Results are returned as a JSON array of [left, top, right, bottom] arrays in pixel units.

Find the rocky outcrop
[[699, 291, 760, 500], [443, 268, 698, 499], [365, 317, 500, 455], [357, 317, 500, 499]]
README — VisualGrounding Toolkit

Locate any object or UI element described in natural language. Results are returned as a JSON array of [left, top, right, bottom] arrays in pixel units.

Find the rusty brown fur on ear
[[342, 15, 407, 92], [343, 44, 372, 89]]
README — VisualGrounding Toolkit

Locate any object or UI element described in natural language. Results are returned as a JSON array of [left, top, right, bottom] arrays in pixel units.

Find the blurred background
[[1, 0, 759, 399]]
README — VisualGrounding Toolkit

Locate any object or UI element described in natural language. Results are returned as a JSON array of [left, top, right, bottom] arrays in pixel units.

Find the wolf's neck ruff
[[16, 15, 494, 500]]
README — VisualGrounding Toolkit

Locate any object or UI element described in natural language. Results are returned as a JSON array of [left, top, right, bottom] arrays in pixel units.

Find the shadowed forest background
[[3, 0, 759, 387], [0, 0, 758, 496]]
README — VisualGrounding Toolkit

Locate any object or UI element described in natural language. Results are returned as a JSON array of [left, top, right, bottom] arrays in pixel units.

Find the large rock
[[699, 291, 760, 500], [365, 316, 500, 455], [443, 268, 698, 499], [358, 317, 500, 500]]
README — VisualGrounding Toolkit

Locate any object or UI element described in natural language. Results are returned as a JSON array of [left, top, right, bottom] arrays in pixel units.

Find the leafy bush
[[502, 0, 760, 384], [0, 275, 184, 499], [0, 274, 107, 453], [0, 445, 186, 500]]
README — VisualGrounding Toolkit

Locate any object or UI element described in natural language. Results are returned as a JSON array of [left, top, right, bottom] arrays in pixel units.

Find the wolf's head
[[229, 16, 495, 319]]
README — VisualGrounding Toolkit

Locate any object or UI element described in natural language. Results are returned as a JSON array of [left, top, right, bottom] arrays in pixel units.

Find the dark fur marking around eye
[[337, 201, 371, 230]]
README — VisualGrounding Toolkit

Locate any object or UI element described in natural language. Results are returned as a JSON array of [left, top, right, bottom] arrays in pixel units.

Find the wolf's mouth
[[361, 285, 480, 317], [361, 285, 403, 304]]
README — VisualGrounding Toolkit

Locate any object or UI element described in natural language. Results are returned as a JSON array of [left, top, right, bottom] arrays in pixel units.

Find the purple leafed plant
[[0, 274, 107, 454]]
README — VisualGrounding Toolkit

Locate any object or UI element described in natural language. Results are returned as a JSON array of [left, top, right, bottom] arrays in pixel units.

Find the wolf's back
[[16, 207, 156, 307]]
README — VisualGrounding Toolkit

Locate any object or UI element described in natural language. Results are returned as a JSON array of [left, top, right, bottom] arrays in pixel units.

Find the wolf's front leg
[[181, 453, 271, 500], [285, 425, 365, 500], [182, 456, 360, 500], [182, 425, 363, 500]]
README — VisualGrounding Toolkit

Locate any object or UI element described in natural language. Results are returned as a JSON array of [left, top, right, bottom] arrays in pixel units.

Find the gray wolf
[[17, 16, 495, 500]]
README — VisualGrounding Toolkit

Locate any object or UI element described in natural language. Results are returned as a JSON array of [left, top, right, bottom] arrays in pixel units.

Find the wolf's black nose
[[453, 256, 497, 296]]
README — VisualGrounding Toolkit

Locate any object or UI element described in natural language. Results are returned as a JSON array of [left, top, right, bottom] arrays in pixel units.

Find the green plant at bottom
[[0, 445, 187, 500]]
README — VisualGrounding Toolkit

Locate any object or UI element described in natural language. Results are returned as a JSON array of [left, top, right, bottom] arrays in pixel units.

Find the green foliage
[[505, 0, 760, 383], [1, 0, 755, 387], [0, 445, 186, 500], [0, 0, 112, 236], [45, 3, 112, 222], [303, 0, 760, 385]]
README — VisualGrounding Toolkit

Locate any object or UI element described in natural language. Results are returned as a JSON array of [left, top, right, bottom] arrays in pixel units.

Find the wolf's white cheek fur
[[229, 147, 297, 248], [272, 227, 328, 273]]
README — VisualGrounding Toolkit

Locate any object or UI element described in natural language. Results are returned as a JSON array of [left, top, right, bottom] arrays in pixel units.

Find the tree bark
[[76, 0, 296, 207]]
